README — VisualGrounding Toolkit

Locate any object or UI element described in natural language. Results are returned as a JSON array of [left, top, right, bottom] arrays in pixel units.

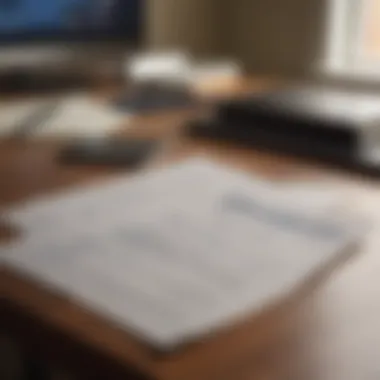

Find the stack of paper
[[33, 94, 128, 139], [0, 99, 48, 138], [1, 159, 364, 349]]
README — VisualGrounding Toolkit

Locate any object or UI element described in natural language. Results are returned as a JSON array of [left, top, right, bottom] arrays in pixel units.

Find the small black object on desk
[[113, 83, 197, 114], [59, 138, 159, 168], [0, 69, 90, 95]]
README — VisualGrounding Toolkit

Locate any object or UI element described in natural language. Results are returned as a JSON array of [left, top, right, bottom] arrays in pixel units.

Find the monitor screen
[[0, 0, 142, 44]]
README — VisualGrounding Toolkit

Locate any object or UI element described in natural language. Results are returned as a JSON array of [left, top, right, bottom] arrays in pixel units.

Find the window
[[324, 0, 380, 77], [360, 0, 380, 62]]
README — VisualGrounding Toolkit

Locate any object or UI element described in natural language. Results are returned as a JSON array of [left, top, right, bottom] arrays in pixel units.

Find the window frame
[[323, 0, 380, 77]]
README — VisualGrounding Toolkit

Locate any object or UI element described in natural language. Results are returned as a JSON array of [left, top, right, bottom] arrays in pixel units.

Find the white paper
[[1, 159, 364, 349], [0, 99, 48, 138], [33, 95, 127, 139]]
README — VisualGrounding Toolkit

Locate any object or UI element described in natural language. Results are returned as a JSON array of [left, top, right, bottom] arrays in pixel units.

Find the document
[[1, 159, 364, 349], [34, 94, 128, 139], [0, 99, 48, 138]]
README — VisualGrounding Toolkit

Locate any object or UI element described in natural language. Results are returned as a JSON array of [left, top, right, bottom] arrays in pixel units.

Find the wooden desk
[[2, 79, 380, 380]]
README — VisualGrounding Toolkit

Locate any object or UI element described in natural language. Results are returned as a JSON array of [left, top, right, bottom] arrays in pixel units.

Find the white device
[[126, 51, 192, 87]]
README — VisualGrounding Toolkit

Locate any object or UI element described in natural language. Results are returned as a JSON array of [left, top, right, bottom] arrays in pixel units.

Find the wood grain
[[2, 79, 380, 380]]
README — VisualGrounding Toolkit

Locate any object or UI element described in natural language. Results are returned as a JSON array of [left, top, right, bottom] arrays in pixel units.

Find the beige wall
[[145, 0, 224, 57], [146, 0, 328, 76], [228, 0, 327, 75]]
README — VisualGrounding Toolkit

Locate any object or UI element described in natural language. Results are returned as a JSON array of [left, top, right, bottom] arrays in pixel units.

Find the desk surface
[[2, 79, 380, 380]]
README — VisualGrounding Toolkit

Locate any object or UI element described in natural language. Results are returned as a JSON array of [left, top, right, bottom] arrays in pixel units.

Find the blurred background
[[1, 1, 380, 380]]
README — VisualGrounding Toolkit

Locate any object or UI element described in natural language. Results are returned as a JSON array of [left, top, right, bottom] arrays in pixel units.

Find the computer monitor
[[0, 1, 144, 92], [0, 0, 143, 45]]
